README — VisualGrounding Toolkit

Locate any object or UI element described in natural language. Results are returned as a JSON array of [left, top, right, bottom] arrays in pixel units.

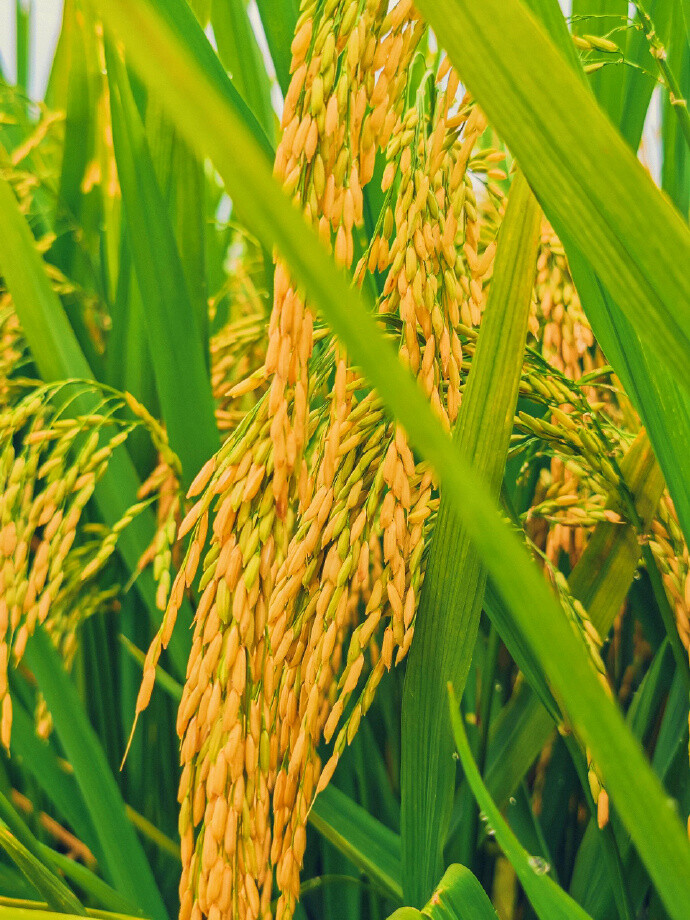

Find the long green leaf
[[23, 628, 167, 920], [449, 688, 593, 920], [9, 699, 100, 859], [400, 171, 541, 906], [413, 0, 690, 390], [310, 785, 402, 902], [48, 0, 93, 277], [106, 43, 218, 485], [0, 908, 140, 920], [662, 4, 690, 215], [254, 0, 297, 97], [85, 3, 690, 917], [0, 826, 85, 916], [421, 865, 499, 920], [620, 0, 675, 147], [388, 864, 499, 920], [150, 0, 273, 157], [212, 0, 276, 144]]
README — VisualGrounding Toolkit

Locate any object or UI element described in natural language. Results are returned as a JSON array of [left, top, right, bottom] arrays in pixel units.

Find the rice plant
[[0, 2, 689, 920]]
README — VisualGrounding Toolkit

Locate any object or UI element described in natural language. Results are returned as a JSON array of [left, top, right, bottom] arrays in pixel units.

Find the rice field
[[0, 2, 689, 920]]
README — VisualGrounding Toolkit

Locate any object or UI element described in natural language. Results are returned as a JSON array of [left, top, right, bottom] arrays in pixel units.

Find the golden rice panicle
[[134, 457, 182, 612], [375, 80, 490, 430], [170, 399, 282, 920], [0, 299, 27, 402], [650, 492, 690, 666], [0, 385, 154, 748], [533, 221, 596, 382], [210, 267, 269, 436], [267, 0, 424, 519], [529, 222, 605, 568], [648, 493, 690, 782], [265, 384, 389, 920]]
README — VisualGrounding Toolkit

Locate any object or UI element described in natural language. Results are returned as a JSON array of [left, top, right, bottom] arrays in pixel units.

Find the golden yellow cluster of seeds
[[649, 492, 690, 784], [131, 4, 514, 918], [0, 353, 180, 747], [267, 0, 425, 518]]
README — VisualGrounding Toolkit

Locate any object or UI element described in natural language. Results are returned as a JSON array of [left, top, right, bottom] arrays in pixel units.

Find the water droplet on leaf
[[528, 856, 550, 876]]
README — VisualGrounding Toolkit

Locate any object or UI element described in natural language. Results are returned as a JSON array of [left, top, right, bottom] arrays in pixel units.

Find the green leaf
[[448, 687, 593, 920], [0, 825, 86, 916], [310, 785, 402, 902], [83, 4, 690, 918], [400, 171, 542, 906], [47, 0, 94, 277], [23, 628, 168, 920], [15, 0, 29, 94], [0, 908, 141, 920], [387, 864, 499, 920], [420, 864, 499, 920], [9, 699, 100, 859], [106, 42, 218, 486], [413, 0, 690, 391], [149, 0, 273, 158], [0, 785, 140, 917], [212, 0, 276, 144], [662, 6, 690, 215], [619, 0, 675, 148], [254, 0, 297, 97]]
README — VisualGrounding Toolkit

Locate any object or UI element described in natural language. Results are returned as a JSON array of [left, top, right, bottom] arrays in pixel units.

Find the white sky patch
[[0, 0, 63, 99]]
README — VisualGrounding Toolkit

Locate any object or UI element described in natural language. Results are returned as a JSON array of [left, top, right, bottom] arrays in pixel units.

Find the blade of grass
[[172, 138, 210, 362], [9, 698, 101, 859], [106, 42, 218, 486], [401, 171, 541, 906], [212, 0, 276, 144], [421, 864, 501, 920], [253, 0, 297, 97], [309, 785, 402, 902], [662, 6, 690, 214], [386, 864, 500, 920], [150, 0, 273, 157], [23, 628, 168, 920], [40, 851, 145, 919], [448, 687, 593, 920], [413, 0, 690, 390], [84, 5, 690, 917], [0, 825, 86, 916], [47, 0, 93, 277], [0, 787, 141, 917], [15, 0, 30, 94], [620, 0, 675, 148], [0, 908, 141, 920], [569, 640, 675, 915]]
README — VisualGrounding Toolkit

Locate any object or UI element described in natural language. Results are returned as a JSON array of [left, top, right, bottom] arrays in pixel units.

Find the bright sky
[[0, 0, 64, 99]]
